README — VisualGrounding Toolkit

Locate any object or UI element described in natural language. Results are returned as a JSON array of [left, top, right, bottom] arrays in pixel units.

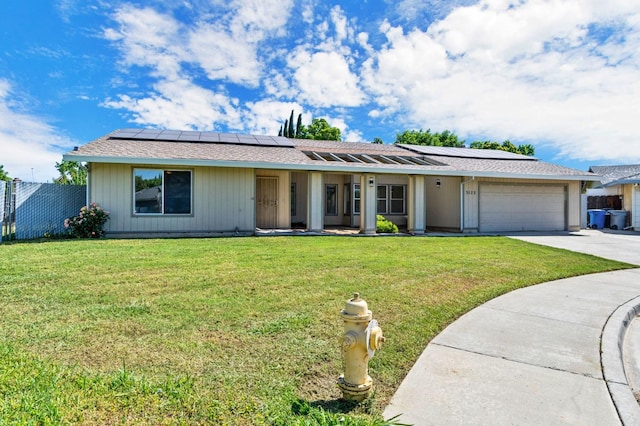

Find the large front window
[[134, 169, 192, 215]]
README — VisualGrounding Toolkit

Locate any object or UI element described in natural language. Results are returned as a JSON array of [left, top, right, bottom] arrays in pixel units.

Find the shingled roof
[[588, 165, 640, 186], [64, 129, 599, 181]]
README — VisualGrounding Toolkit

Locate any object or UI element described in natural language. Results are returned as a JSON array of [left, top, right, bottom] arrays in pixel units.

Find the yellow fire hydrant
[[338, 292, 385, 401]]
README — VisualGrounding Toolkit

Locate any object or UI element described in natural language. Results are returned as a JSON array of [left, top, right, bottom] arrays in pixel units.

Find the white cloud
[[330, 5, 349, 42], [244, 100, 306, 135], [103, 1, 297, 131], [0, 79, 75, 182], [103, 78, 242, 131], [290, 50, 365, 107], [188, 24, 261, 86], [362, 0, 640, 164]]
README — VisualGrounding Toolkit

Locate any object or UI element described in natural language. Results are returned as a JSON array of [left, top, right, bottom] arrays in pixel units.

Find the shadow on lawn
[[290, 397, 409, 425]]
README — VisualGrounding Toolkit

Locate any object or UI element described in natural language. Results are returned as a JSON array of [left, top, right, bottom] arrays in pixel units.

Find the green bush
[[376, 215, 398, 233], [65, 202, 110, 238]]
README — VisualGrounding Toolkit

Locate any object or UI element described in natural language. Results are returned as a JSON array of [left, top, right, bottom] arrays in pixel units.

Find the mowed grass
[[0, 236, 632, 424]]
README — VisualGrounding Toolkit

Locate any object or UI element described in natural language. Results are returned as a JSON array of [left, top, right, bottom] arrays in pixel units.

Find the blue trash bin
[[588, 209, 606, 229]]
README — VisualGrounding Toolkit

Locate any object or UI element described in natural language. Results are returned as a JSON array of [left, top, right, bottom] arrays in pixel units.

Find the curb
[[601, 295, 640, 426]]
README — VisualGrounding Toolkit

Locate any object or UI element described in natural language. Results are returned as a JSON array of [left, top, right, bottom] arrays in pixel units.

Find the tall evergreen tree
[[295, 114, 303, 138], [288, 110, 295, 138]]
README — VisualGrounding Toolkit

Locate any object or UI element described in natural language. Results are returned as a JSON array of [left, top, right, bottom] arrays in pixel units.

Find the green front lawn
[[0, 236, 631, 424]]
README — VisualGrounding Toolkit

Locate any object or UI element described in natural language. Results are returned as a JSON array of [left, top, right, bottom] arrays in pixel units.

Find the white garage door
[[479, 184, 566, 232]]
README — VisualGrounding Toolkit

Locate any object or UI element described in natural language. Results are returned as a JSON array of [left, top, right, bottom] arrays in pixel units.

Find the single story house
[[63, 129, 599, 237], [584, 165, 640, 230]]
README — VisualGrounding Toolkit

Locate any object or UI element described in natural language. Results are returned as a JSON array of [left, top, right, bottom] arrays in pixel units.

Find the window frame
[[325, 184, 338, 216], [390, 185, 406, 215], [353, 183, 361, 215], [376, 185, 388, 214], [133, 168, 193, 216]]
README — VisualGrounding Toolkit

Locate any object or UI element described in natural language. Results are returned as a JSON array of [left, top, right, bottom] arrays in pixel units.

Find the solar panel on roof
[[397, 144, 536, 160], [109, 129, 295, 148]]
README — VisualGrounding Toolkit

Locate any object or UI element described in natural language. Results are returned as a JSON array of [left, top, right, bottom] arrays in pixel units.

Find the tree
[[54, 160, 87, 185], [394, 129, 464, 147], [372, 137, 384, 144], [295, 114, 303, 138], [469, 140, 535, 156], [0, 165, 10, 181], [305, 118, 341, 141], [288, 110, 295, 139], [279, 110, 341, 141]]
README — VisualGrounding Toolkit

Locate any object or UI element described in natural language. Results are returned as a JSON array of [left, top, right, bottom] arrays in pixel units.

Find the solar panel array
[[109, 129, 295, 148], [398, 144, 537, 160]]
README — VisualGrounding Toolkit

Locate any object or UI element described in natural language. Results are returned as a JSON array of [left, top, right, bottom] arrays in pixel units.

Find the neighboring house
[[585, 165, 640, 230], [63, 129, 599, 237]]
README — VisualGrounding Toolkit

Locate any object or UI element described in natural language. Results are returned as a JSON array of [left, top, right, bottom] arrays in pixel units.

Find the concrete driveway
[[383, 229, 640, 425], [507, 229, 640, 266]]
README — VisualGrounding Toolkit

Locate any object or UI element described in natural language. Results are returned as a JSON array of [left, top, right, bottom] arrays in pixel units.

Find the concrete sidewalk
[[383, 230, 640, 425]]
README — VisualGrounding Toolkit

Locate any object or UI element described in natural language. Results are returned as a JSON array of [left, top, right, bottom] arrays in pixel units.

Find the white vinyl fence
[[1, 181, 86, 241]]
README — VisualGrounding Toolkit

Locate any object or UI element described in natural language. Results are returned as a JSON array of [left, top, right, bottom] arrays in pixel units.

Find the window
[[376, 184, 407, 215], [343, 183, 350, 216], [291, 183, 296, 216], [390, 185, 406, 214], [325, 184, 338, 216], [353, 184, 361, 215], [134, 169, 192, 215], [377, 185, 388, 214]]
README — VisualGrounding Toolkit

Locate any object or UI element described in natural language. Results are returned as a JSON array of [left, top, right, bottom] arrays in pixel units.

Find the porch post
[[407, 175, 426, 234], [307, 172, 324, 232], [359, 174, 377, 234]]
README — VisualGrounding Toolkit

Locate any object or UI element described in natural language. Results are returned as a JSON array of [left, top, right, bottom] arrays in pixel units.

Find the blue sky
[[1, 0, 639, 181]]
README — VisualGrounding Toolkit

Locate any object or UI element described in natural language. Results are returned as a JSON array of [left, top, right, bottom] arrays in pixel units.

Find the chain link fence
[[1, 180, 86, 241]]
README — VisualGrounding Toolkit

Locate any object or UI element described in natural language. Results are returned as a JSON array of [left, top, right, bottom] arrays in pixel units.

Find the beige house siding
[[623, 184, 634, 228], [425, 176, 462, 230], [90, 163, 255, 234], [462, 178, 479, 231]]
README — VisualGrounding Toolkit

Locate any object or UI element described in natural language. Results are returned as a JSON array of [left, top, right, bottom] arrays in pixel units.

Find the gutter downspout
[[460, 176, 475, 232]]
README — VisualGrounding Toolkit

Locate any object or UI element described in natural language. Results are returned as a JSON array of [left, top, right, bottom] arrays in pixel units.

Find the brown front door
[[256, 177, 278, 229]]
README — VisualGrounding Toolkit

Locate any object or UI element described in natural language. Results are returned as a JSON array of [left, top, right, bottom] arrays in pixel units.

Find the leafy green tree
[[470, 140, 535, 156], [372, 137, 384, 144], [305, 118, 341, 141], [0, 165, 10, 181], [54, 160, 87, 185], [394, 129, 464, 147], [517, 144, 535, 156]]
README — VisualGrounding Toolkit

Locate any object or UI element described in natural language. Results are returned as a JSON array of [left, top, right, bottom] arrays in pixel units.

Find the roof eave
[[63, 153, 600, 180]]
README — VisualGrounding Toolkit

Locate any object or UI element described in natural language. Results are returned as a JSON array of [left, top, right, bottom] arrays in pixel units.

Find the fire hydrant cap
[[342, 292, 372, 321]]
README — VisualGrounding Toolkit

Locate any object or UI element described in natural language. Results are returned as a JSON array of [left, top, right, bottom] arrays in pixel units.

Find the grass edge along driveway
[[0, 236, 632, 425]]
